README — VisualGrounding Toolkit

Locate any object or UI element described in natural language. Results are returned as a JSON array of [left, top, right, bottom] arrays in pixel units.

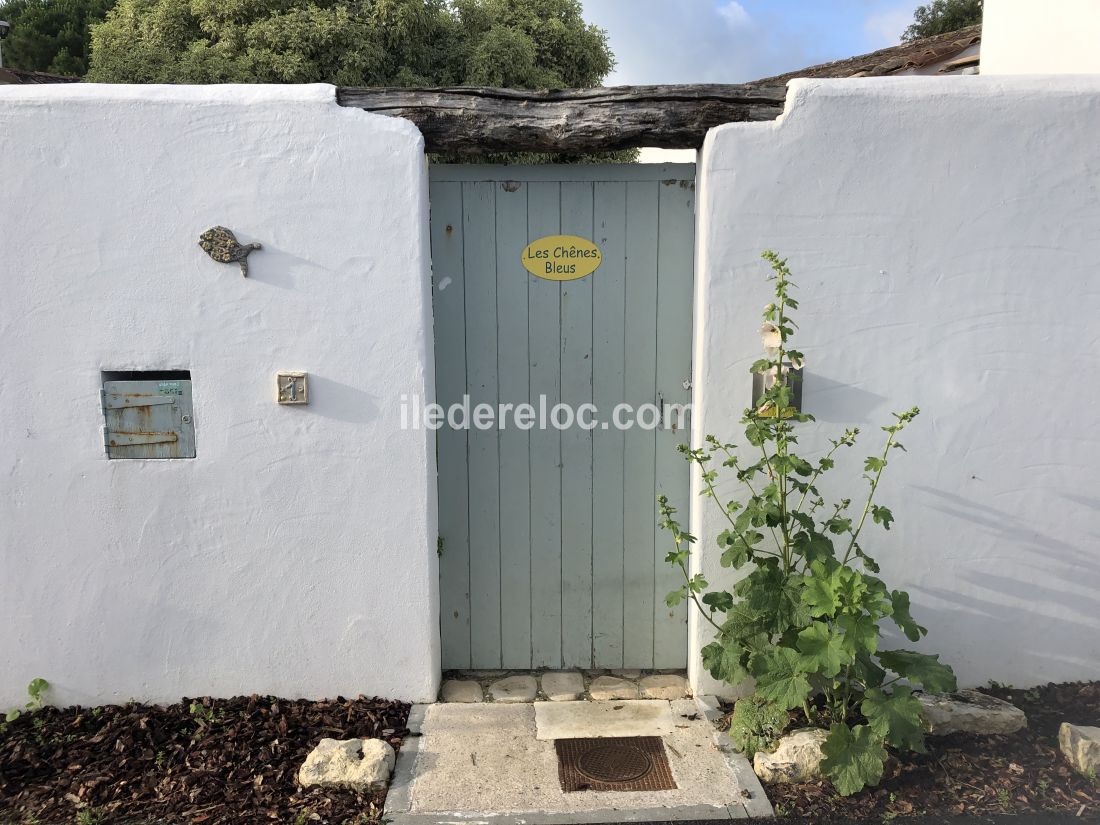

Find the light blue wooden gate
[[430, 164, 695, 670]]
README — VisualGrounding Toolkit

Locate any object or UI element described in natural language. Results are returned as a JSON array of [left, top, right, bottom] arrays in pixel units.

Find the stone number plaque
[[277, 372, 308, 405]]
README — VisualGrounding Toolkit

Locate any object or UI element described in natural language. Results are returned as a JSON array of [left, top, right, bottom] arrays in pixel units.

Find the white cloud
[[718, 0, 751, 30], [863, 6, 912, 48]]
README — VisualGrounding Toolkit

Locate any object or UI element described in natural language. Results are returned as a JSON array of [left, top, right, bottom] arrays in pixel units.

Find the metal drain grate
[[555, 737, 677, 792]]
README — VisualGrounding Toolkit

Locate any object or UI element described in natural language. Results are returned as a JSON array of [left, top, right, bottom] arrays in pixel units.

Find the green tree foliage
[[0, 0, 113, 75], [902, 0, 982, 42], [86, 0, 633, 161], [659, 252, 956, 796], [86, 0, 612, 86]]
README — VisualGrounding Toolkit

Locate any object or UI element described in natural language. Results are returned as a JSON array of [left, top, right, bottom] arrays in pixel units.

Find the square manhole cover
[[555, 736, 677, 792]]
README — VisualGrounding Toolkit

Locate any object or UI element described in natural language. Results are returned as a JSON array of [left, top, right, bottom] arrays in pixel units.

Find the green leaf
[[800, 560, 841, 617], [665, 587, 686, 608], [820, 723, 888, 796], [838, 611, 879, 656], [851, 543, 881, 574], [852, 649, 887, 689], [864, 456, 886, 473], [796, 621, 851, 677], [877, 649, 957, 693], [745, 421, 767, 446], [752, 646, 814, 710], [702, 591, 735, 613], [790, 511, 815, 530], [871, 505, 894, 530], [701, 639, 750, 684], [664, 548, 689, 566], [737, 567, 810, 635], [889, 590, 927, 642], [718, 529, 762, 569], [793, 531, 835, 564], [728, 697, 789, 758], [862, 686, 926, 753], [720, 601, 765, 637], [792, 456, 814, 476], [835, 566, 869, 609]]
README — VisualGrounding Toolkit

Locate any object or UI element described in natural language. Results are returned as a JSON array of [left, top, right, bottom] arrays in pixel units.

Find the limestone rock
[[588, 675, 640, 700], [298, 738, 395, 791], [917, 689, 1027, 735], [639, 674, 690, 700], [1059, 723, 1100, 775], [752, 728, 828, 785], [488, 675, 538, 703], [441, 679, 484, 703], [541, 671, 584, 701]]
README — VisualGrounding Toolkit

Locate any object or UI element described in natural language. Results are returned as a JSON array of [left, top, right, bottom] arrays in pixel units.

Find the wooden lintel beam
[[335, 84, 788, 154]]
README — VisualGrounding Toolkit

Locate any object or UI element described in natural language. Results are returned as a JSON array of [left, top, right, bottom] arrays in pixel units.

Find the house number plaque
[[277, 372, 309, 405]]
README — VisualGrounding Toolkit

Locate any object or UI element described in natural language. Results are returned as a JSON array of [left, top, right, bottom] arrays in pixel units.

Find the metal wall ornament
[[198, 226, 261, 276]]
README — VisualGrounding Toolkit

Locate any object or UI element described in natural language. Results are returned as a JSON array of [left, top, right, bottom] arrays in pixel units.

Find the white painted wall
[[0, 84, 440, 707], [982, 0, 1100, 74], [691, 76, 1100, 697]]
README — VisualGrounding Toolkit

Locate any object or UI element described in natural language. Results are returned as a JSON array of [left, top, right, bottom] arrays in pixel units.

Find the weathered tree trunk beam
[[335, 85, 788, 154]]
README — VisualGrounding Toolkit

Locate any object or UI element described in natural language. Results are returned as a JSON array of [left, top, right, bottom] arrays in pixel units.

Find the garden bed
[[0, 694, 409, 825], [756, 681, 1099, 822]]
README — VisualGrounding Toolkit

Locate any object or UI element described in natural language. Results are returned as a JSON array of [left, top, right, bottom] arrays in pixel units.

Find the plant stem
[[842, 426, 899, 565], [696, 459, 781, 559], [676, 558, 724, 632], [795, 439, 846, 513]]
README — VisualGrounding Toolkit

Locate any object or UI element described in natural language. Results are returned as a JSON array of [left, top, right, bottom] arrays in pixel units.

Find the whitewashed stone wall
[[691, 76, 1100, 696], [0, 85, 440, 706]]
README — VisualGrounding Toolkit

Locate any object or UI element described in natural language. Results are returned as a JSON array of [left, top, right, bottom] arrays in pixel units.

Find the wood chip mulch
[[761, 681, 1100, 823], [0, 694, 410, 825]]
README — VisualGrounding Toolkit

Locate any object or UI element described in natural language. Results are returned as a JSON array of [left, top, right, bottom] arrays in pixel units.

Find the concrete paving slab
[[534, 700, 677, 741], [384, 701, 756, 823]]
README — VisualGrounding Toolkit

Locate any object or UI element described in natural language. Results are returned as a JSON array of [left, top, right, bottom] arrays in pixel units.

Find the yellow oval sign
[[521, 234, 602, 281]]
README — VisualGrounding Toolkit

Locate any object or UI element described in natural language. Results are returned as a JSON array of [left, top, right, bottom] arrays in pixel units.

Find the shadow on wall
[[298, 375, 380, 425], [241, 243, 379, 292], [906, 486, 1100, 684], [239, 244, 316, 290], [801, 373, 887, 425]]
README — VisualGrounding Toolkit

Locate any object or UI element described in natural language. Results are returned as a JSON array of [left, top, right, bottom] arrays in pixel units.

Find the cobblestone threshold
[[440, 669, 691, 703]]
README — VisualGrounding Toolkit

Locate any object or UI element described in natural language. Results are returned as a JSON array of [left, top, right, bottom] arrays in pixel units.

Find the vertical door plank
[[559, 181, 595, 668], [497, 181, 533, 669], [653, 181, 695, 667], [528, 181, 563, 668], [431, 180, 472, 669], [463, 182, 502, 667], [622, 180, 660, 668], [591, 181, 628, 668]]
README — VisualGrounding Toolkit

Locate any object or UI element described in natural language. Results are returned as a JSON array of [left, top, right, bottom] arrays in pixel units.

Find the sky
[[581, 0, 918, 85]]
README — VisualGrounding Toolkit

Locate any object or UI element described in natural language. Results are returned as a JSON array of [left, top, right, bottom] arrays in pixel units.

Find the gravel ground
[[760, 681, 1100, 823], [0, 694, 409, 825]]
